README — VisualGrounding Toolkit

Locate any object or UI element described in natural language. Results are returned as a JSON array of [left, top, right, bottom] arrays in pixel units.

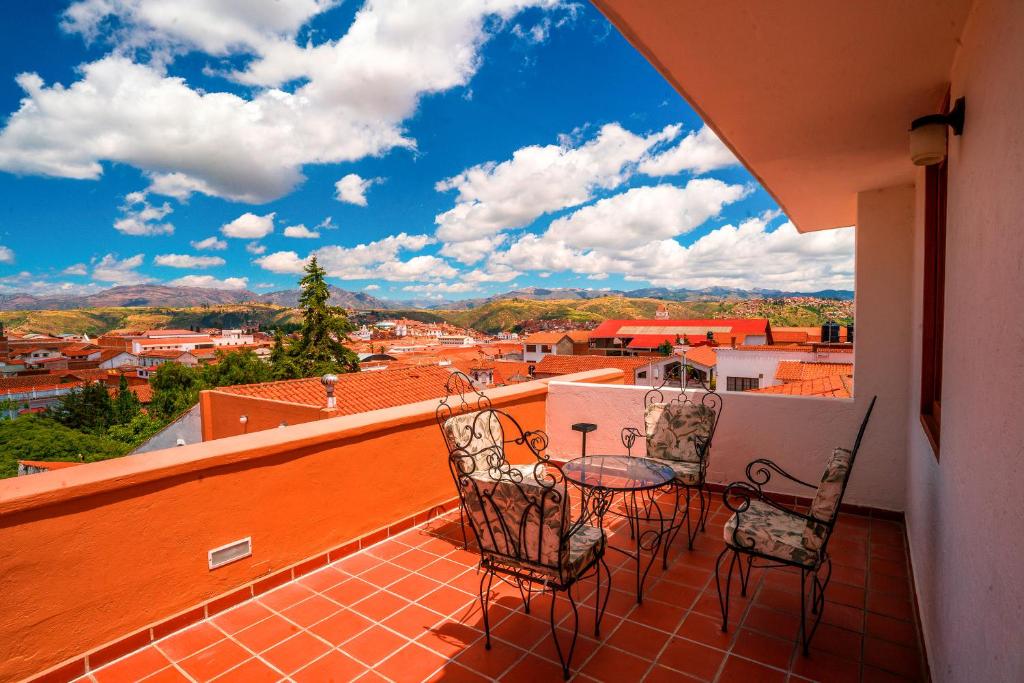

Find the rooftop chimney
[[321, 374, 338, 409]]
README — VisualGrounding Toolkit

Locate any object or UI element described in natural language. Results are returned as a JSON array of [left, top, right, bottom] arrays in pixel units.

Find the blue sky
[[0, 0, 853, 301]]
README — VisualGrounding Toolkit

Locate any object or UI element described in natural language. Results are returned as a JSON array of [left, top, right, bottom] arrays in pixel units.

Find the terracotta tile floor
[[77, 498, 926, 682]]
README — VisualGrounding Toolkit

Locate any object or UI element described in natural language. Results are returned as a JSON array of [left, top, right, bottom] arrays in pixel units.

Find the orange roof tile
[[214, 365, 455, 415], [775, 361, 854, 382], [139, 349, 194, 359], [749, 373, 854, 398], [684, 345, 718, 368], [726, 344, 854, 353], [136, 337, 213, 346], [534, 354, 657, 377], [522, 332, 570, 344]]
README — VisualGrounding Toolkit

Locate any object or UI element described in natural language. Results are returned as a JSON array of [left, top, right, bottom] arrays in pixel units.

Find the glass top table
[[562, 454, 674, 492]]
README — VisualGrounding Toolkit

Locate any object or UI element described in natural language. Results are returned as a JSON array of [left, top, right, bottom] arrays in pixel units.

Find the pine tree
[[289, 256, 358, 376]]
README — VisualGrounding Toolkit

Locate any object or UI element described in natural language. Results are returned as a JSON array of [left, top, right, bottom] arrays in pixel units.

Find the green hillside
[[431, 296, 853, 334], [0, 304, 302, 336]]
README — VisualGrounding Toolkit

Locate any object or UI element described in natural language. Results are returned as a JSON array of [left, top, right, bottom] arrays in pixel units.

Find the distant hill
[[258, 285, 392, 310], [0, 304, 301, 336], [0, 285, 257, 310], [423, 285, 853, 310], [432, 296, 855, 334]]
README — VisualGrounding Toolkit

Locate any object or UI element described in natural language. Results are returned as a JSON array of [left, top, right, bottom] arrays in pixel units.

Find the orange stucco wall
[[199, 390, 334, 441], [0, 370, 621, 681]]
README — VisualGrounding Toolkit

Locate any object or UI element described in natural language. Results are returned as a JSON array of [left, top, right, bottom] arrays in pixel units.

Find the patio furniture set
[[437, 370, 876, 679]]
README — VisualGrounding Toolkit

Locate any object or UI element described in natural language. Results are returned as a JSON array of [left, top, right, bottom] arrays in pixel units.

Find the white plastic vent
[[208, 537, 252, 570]]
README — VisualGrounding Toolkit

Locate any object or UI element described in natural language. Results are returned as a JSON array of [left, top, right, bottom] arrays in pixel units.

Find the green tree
[[288, 256, 358, 376], [149, 362, 205, 421], [48, 382, 115, 433], [270, 329, 301, 380], [202, 349, 273, 387], [107, 412, 164, 448], [657, 340, 674, 356], [112, 374, 142, 425], [0, 415, 129, 479]]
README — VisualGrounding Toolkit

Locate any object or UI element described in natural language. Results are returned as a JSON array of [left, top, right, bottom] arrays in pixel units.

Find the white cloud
[[168, 274, 250, 290], [63, 263, 88, 275], [1, 1, 565, 203], [364, 284, 380, 290], [403, 282, 477, 294], [222, 212, 275, 239], [283, 224, 320, 239], [638, 125, 738, 176], [92, 253, 152, 284], [253, 250, 308, 274], [334, 173, 378, 206], [434, 122, 680, 244], [191, 236, 227, 250], [463, 265, 521, 283], [246, 242, 267, 255], [255, 232, 451, 281], [438, 234, 508, 265], [154, 254, 225, 268], [114, 193, 174, 236], [0, 246, 13, 264], [543, 180, 747, 250], [496, 217, 855, 290]]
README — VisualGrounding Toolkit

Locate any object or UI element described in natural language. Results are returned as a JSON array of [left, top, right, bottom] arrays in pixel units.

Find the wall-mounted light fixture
[[239, 414, 248, 433], [910, 96, 965, 166]]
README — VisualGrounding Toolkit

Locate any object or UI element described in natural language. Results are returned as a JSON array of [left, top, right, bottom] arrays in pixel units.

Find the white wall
[[904, 1, 1024, 680], [545, 380, 900, 510]]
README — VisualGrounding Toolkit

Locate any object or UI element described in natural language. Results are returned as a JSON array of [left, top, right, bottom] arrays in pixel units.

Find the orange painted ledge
[[0, 369, 623, 517]]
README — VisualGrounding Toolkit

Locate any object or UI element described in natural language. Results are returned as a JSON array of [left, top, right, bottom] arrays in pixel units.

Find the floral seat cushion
[[647, 457, 704, 485], [803, 447, 853, 550], [724, 498, 819, 567], [644, 402, 715, 464], [462, 463, 567, 568], [443, 410, 504, 476]]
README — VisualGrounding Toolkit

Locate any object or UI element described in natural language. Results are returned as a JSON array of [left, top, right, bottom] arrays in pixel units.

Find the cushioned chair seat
[[723, 499, 821, 567], [483, 523, 605, 579], [649, 457, 704, 485]]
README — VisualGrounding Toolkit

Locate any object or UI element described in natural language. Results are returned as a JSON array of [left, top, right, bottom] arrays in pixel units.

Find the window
[[525, 344, 536, 352], [727, 376, 759, 392], [921, 148, 947, 457], [541, 345, 551, 353]]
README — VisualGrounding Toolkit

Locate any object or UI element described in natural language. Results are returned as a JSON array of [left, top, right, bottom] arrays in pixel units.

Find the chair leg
[[661, 485, 683, 569], [517, 578, 532, 614], [737, 553, 752, 597], [685, 487, 694, 550], [699, 486, 711, 531], [479, 569, 494, 650], [594, 556, 612, 637], [686, 484, 707, 549], [459, 505, 469, 550], [549, 588, 579, 681], [715, 546, 739, 632]]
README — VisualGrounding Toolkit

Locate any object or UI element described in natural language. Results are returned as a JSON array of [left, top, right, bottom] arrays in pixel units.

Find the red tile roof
[[726, 344, 854, 354], [590, 318, 769, 339], [684, 345, 718, 368], [523, 332, 570, 344], [0, 380, 84, 397], [214, 365, 455, 415], [140, 349, 195, 359], [533, 354, 657, 378], [775, 361, 854, 382], [136, 337, 213, 346], [0, 375, 80, 390], [749, 373, 854, 398]]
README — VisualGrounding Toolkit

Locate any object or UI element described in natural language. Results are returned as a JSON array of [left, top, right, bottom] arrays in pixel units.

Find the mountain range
[[0, 283, 854, 312]]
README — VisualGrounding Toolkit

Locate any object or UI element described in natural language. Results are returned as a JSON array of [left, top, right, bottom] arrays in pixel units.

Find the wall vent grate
[[208, 537, 252, 570]]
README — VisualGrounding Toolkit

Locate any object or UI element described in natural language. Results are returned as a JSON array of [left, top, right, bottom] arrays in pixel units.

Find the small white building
[[438, 335, 475, 347], [212, 330, 255, 347], [715, 346, 854, 392]]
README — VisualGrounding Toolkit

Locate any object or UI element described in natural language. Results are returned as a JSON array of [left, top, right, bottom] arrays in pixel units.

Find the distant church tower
[[655, 303, 669, 320]]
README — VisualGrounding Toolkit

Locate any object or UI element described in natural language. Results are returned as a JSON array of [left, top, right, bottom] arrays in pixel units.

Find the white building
[[438, 335, 475, 347], [715, 346, 854, 392], [212, 330, 255, 347]]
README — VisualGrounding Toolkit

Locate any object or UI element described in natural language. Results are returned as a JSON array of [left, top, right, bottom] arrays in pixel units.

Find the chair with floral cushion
[[437, 372, 610, 680], [716, 396, 876, 655], [621, 373, 722, 564]]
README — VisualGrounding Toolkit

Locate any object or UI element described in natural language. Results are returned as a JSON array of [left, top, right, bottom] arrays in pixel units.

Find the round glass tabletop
[[562, 455, 674, 492]]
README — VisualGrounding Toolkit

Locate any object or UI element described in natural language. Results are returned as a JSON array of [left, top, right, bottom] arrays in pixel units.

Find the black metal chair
[[716, 396, 877, 655], [620, 372, 723, 564], [437, 372, 610, 680]]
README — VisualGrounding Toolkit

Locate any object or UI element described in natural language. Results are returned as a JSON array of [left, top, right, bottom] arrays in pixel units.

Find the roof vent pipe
[[321, 374, 338, 409]]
